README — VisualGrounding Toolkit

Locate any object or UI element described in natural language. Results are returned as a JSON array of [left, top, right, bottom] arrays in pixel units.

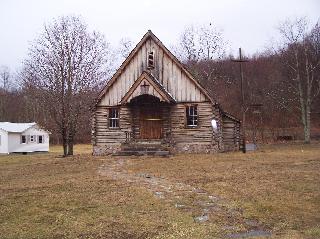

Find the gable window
[[147, 51, 154, 68], [38, 135, 44, 144], [21, 135, 26, 144], [109, 108, 119, 128], [186, 105, 198, 127]]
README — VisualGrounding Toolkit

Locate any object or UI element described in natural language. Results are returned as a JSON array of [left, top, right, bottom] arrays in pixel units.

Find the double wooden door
[[140, 107, 163, 139]]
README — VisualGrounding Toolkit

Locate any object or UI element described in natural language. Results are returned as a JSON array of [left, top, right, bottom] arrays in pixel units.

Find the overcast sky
[[1, 0, 319, 71]]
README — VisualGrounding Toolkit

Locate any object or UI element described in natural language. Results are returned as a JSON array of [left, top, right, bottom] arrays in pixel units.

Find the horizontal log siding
[[222, 116, 241, 151], [93, 105, 131, 145], [170, 102, 216, 144]]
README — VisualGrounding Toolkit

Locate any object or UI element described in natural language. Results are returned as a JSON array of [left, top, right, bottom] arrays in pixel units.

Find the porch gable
[[120, 71, 176, 104]]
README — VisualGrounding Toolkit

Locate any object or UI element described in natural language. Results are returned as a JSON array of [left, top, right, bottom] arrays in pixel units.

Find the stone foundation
[[93, 142, 223, 156], [170, 143, 220, 154], [93, 144, 121, 156]]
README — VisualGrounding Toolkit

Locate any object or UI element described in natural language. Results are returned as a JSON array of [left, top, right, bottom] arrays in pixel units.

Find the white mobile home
[[0, 122, 49, 154]]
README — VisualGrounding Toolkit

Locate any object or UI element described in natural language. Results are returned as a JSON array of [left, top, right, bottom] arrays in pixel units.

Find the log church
[[92, 30, 240, 155]]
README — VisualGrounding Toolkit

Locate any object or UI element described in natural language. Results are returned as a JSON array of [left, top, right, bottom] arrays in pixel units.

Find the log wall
[[93, 105, 131, 145], [170, 102, 222, 153], [222, 115, 241, 151]]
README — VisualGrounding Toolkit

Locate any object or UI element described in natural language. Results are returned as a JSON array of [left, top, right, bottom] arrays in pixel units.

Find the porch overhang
[[120, 71, 176, 104]]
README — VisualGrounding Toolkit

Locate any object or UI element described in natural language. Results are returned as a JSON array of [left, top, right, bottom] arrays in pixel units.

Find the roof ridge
[[95, 30, 216, 106]]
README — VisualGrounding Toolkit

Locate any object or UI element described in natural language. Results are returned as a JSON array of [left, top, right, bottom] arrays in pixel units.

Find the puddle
[[154, 191, 165, 199], [193, 214, 209, 223]]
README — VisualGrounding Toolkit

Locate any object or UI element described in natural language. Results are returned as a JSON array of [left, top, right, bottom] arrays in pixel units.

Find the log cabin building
[[92, 30, 240, 155]]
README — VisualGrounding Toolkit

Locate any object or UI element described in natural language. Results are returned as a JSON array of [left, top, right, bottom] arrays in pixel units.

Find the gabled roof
[[120, 71, 176, 104], [222, 111, 241, 123], [0, 122, 36, 133], [96, 30, 216, 105]]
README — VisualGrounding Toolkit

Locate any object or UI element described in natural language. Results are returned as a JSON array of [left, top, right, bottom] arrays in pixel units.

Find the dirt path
[[98, 157, 271, 238]]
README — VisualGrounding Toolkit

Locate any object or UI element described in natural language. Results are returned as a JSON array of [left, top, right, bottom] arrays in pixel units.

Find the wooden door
[[140, 108, 162, 139]]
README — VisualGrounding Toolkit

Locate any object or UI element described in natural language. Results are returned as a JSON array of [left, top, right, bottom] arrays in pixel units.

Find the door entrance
[[140, 107, 162, 139]]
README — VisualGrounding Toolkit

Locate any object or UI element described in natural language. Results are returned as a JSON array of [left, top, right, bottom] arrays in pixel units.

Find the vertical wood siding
[[99, 37, 207, 106]]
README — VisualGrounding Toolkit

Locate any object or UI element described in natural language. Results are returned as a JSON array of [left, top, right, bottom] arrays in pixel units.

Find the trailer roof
[[0, 122, 36, 133]]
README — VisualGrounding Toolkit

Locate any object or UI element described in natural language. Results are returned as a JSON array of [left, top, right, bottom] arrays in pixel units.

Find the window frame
[[30, 135, 36, 143], [185, 104, 198, 128], [38, 135, 44, 144], [108, 107, 120, 129], [147, 51, 155, 69], [21, 135, 27, 144]]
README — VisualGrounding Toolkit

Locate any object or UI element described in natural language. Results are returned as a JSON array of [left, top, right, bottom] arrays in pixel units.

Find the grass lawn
[[0, 143, 319, 238]]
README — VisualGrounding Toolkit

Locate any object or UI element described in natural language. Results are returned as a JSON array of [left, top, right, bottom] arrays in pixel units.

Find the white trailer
[[0, 122, 49, 154]]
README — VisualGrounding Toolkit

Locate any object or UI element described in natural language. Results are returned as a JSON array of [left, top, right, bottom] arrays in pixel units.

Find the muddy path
[[98, 157, 271, 238]]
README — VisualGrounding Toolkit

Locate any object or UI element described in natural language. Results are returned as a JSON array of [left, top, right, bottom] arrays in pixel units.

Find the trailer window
[[30, 135, 36, 143], [38, 135, 44, 144], [21, 135, 26, 144]]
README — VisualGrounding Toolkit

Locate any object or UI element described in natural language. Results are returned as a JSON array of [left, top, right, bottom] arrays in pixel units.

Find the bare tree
[[198, 23, 226, 60], [0, 66, 11, 90], [173, 25, 199, 62], [118, 37, 134, 59], [21, 16, 110, 156], [0, 66, 10, 121], [277, 17, 320, 143], [174, 23, 226, 63], [172, 24, 227, 100]]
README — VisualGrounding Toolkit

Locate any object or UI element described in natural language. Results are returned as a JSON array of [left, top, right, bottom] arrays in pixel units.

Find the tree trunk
[[67, 127, 75, 155], [62, 127, 69, 157], [304, 104, 311, 144], [63, 142, 68, 157], [68, 139, 74, 155]]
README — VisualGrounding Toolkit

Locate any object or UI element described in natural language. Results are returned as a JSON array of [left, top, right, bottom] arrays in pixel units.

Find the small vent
[[148, 51, 154, 68]]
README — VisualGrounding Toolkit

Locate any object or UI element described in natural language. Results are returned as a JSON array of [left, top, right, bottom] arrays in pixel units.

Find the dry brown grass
[[127, 143, 320, 238], [0, 145, 217, 238], [0, 143, 319, 238]]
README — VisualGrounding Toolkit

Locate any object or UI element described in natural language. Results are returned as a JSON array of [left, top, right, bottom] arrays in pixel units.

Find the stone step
[[121, 146, 166, 151]]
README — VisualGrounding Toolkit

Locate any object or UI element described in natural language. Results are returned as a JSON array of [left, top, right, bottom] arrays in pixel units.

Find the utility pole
[[233, 48, 248, 153]]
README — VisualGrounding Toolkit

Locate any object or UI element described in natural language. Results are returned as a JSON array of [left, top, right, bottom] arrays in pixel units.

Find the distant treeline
[[0, 16, 319, 145]]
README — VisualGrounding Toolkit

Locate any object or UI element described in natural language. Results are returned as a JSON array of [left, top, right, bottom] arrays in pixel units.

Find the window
[[147, 51, 154, 68], [30, 135, 36, 143], [186, 105, 198, 127], [109, 108, 119, 128], [38, 135, 44, 144], [21, 135, 26, 144]]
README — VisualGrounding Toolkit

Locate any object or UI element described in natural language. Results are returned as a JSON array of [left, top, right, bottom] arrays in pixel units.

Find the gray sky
[[1, 0, 319, 71]]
